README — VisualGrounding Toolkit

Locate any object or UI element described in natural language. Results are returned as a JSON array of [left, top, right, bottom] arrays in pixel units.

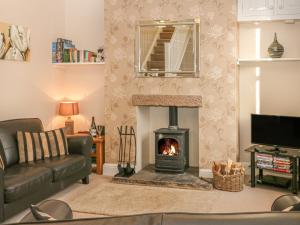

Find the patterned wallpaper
[[104, 0, 238, 168]]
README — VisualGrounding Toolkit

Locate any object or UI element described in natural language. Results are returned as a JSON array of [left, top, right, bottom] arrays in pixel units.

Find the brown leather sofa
[[0, 118, 93, 222], [12, 212, 300, 225]]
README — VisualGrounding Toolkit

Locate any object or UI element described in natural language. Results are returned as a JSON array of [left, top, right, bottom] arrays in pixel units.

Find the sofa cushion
[[0, 118, 44, 167], [0, 128, 18, 167], [36, 155, 86, 182], [0, 141, 6, 170], [17, 128, 68, 163], [4, 164, 52, 203]]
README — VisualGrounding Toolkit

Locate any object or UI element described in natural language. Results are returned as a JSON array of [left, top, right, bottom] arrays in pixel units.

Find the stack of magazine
[[256, 153, 273, 170], [273, 156, 292, 173], [256, 153, 292, 174]]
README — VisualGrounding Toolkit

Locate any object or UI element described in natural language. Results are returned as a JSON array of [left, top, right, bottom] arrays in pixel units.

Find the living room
[[1, 0, 300, 224]]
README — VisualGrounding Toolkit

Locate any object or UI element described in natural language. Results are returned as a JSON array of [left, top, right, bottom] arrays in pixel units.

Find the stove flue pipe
[[169, 106, 178, 129]]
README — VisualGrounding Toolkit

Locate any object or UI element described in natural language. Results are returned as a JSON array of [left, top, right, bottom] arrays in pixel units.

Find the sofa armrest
[[67, 134, 93, 158], [0, 168, 4, 222]]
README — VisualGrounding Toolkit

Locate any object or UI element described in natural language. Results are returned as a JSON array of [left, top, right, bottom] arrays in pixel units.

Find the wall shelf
[[237, 58, 300, 65], [52, 62, 105, 66]]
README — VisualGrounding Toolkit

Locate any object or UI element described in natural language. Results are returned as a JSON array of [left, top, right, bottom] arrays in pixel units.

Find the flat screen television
[[251, 114, 300, 149]]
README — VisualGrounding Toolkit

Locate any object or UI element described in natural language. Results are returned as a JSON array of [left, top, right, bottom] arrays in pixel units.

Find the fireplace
[[154, 107, 189, 173]]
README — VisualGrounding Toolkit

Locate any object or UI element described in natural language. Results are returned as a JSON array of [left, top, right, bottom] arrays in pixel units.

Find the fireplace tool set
[[116, 126, 136, 177]]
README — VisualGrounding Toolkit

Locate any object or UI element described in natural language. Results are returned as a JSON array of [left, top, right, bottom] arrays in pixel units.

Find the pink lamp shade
[[59, 102, 79, 117]]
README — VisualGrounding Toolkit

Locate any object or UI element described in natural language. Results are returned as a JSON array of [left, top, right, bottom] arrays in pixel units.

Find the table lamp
[[59, 101, 79, 135]]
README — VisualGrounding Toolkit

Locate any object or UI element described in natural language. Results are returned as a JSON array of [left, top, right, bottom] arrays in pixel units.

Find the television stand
[[245, 145, 300, 194], [263, 146, 288, 154], [266, 148, 288, 154]]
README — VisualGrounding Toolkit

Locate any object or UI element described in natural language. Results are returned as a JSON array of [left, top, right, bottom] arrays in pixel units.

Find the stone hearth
[[112, 165, 212, 190]]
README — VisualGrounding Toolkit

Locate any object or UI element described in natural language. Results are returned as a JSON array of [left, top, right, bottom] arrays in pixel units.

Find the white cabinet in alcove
[[238, 0, 300, 21], [276, 0, 300, 18], [238, 0, 275, 21]]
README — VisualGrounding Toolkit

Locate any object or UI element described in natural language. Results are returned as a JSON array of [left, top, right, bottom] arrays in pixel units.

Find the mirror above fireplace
[[135, 18, 200, 78]]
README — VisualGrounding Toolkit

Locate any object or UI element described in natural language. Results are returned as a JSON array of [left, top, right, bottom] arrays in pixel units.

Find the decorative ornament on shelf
[[59, 101, 79, 135], [96, 47, 104, 63], [268, 32, 284, 58]]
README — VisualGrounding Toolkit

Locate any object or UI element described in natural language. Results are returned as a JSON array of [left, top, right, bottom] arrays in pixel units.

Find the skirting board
[[199, 168, 213, 178], [103, 163, 118, 176]]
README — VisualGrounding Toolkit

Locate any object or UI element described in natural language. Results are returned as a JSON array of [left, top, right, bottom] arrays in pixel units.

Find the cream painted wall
[[62, 0, 105, 131], [65, 0, 104, 51], [0, 0, 105, 131], [239, 21, 300, 162], [59, 66, 105, 132], [0, 0, 66, 130]]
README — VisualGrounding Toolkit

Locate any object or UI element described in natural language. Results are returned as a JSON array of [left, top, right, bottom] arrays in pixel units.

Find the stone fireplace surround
[[133, 94, 203, 176], [103, 90, 238, 177]]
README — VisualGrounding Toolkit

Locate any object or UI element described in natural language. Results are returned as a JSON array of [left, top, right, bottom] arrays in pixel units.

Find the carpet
[[59, 176, 286, 216]]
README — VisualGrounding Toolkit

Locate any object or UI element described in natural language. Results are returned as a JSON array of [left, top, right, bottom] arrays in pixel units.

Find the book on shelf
[[52, 38, 98, 64], [52, 42, 57, 63], [55, 38, 63, 63], [63, 49, 70, 63]]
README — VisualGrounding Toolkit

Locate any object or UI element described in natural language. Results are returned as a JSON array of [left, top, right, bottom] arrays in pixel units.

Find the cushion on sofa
[[4, 164, 52, 203], [36, 155, 86, 182], [0, 118, 44, 167], [0, 141, 6, 170], [0, 128, 19, 167], [17, 128, 68, 163]]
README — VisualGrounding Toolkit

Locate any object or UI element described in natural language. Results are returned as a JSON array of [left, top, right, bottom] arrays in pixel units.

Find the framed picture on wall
[[0, 21, 30, 62]]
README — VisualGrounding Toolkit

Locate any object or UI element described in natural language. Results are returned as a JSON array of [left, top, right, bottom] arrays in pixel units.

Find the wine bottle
[[89, 116, 97, 137]]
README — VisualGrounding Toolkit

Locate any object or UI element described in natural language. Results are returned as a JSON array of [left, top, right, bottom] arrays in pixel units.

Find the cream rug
[[56, 175, 287, 216]]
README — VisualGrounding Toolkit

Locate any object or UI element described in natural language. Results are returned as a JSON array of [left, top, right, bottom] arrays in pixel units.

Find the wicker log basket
[[212, 160, 245, 192]]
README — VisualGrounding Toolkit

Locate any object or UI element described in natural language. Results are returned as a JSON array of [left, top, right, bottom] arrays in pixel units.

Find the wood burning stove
[[154, 107, 189, 173]]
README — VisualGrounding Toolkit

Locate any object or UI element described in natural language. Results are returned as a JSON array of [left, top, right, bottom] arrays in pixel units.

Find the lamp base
[[65, 118, 74, 135]]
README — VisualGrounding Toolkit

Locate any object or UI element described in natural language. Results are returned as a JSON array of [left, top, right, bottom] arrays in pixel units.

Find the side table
[[91, 136, 105, 175]]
